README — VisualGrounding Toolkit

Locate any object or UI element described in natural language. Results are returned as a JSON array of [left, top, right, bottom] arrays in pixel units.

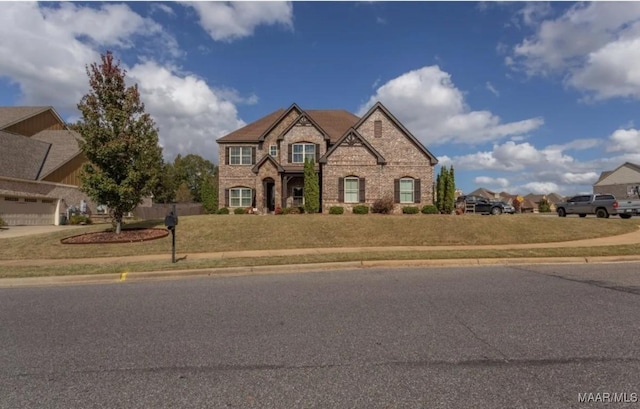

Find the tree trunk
[[113, 210, 123, 234]]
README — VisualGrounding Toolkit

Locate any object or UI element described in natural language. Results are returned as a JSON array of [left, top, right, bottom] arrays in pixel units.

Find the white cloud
[[0, 2, 246, 164], [129, 61, 245, 163], [474, 176, 510, 188], [185, 1, 293, 42], [485, 82, 499, 97], [451, 138, 607, 195], [511, 2, 640, 100], [607, 128, 640, 153], [520, 181, 560, 195], [358, 66, 543, 146]]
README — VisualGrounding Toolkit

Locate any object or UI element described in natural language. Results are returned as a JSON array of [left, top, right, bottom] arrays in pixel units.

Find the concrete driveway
[[0, 225, 86, 239]]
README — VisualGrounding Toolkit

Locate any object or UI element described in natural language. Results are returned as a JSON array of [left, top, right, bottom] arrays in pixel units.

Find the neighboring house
[[0, 106, 93, 226], [216, 102, 438, 214], [593, 162, 640, 198], [523, 193, 563, 212], [467, 187, 499, 200]]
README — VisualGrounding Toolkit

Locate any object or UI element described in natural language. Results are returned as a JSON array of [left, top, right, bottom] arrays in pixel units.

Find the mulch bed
[[61, 228, 169, 244]]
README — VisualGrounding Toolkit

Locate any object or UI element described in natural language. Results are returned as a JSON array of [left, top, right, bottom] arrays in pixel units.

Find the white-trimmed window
[[292, 143, 315, 163], [229, 147, 253, 165], [344, 177, 359, 203], [269, 145, 278, 157], [400, 178, 414, 203], [230, 188, 252, 207]]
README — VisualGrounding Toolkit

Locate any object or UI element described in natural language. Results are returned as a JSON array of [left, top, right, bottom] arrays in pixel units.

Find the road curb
[[3, 256, 640, 288]]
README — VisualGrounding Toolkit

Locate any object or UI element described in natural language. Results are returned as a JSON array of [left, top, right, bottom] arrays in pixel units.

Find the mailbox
[[164, 212, 178, 230]]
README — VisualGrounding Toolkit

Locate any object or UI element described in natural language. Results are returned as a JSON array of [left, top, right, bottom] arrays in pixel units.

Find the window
[[4, 197, 18, 202], [42, 199, 55, 204], [344, 177, 359, 203], [292, 143, 315, 163], [400, 178, 414, 203], [230, 188, 252, 207], [269, 145, 278, 157], [229, 147, 253, 165], [24, 198, 37, 203]]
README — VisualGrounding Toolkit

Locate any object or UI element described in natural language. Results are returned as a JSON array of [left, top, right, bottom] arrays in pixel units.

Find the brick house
[[216, 102, 438, 214]]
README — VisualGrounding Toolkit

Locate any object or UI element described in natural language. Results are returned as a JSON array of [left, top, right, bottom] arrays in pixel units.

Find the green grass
[[0, 213, 636, 262], [2, 243, 640, 279]]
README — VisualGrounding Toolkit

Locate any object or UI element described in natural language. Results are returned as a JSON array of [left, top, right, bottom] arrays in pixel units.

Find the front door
[[265, 181, 275, 212], [292, 187, 304, 207]]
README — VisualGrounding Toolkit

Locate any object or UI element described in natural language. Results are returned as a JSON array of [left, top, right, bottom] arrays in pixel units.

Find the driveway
[[0, 225, 86, 239]]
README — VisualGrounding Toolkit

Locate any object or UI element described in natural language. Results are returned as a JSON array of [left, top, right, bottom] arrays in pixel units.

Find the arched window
[[394, 177, 421, 204], [344, 177, 359, 203]]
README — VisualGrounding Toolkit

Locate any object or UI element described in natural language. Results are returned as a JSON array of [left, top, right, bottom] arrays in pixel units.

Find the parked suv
[[457, 195, 509, 215]]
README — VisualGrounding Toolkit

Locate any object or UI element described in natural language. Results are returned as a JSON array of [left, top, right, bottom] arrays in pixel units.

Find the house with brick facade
[[216, 102, 438, 214]]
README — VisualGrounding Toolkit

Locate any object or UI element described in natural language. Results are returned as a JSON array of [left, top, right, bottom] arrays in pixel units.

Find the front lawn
[[0, 213, 636, 260]]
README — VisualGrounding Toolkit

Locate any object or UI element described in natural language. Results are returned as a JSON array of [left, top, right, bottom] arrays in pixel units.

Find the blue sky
[[1, 2, 639, 196]]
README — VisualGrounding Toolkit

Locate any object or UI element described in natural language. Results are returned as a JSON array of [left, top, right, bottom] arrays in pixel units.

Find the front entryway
[[264, 178, 275, 212]]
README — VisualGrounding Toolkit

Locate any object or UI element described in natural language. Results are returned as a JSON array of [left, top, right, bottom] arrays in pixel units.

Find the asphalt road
[[2, 263, 640, 408]]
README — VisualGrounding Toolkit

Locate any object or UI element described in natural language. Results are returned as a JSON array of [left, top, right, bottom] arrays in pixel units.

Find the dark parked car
[[457, 195, 509, 215]]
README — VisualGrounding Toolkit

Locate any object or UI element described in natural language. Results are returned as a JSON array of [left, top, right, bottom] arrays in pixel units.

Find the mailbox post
[[164, 203, 178, 263]]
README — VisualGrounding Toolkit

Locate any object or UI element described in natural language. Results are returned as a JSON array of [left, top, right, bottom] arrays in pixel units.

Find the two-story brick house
[[216, 102, 438, 214]]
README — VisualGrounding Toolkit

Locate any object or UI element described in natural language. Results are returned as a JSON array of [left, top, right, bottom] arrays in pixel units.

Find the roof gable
[[277, 111, 330, 141], [32, 130, 82, 179], [319, 128, 386, 164], [354, 102, 438, 165], [468, 187, 496, 199], [594, 162, 640, 186], [0, 130, 51, 180], [0, 106, 54, 130], [251, 154, 284, 174]]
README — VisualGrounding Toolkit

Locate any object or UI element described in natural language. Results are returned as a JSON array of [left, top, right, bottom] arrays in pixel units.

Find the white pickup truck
[[556, 193, 640, 219]]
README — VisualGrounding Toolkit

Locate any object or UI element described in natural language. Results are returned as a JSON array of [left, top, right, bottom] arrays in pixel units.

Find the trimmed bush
[[352, 205, 369, 214], [402, 206, 420, 214], [69, 215, 93, 225], [371, 196, 395, 214], [421, 204, 438, 214], [216, 207, 229, 214], [329, 206, 344, 215], [233, 207, 245, 215]]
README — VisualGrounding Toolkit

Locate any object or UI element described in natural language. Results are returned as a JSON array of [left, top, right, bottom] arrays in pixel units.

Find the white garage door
[[0, 197, 57, 226]]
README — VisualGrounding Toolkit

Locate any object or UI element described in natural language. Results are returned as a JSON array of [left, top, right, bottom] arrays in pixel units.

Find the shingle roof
[[306, 110, 359, 143], [217, 108, 360, 143], [217, 109, 285, 142], [0, 106, 51, 129], [468, 187, 496, 199], [32, 130, 82, 178], [0, 130, 50, 180]]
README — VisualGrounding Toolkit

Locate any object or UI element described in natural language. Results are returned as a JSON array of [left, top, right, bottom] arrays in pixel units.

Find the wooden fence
[[133, 203, 204, 220]]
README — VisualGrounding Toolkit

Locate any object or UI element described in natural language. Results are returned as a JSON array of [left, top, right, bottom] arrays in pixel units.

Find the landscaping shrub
[[421, 205, 438, 214], [216, 207, 229, 215], [402, 206, 419, 214], [233, 207, 245, 215], [69, 215, 93, 225], [352, 205, 369, 214], [275, 206, 283, 215], [329, 206, 344, 215], [371, 196, 395, 214], [287, 207, 301, 214], [0, 216, 4, 226]]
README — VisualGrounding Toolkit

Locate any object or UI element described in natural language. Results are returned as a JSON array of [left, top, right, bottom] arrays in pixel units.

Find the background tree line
[[153, 154, 219, 213]]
